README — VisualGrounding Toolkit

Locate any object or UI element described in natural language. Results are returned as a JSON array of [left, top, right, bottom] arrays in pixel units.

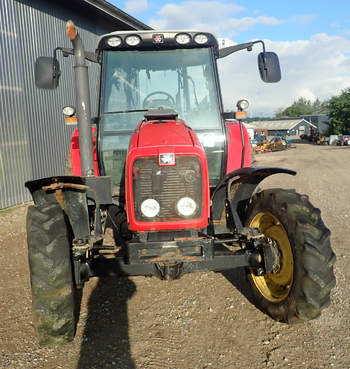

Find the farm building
[[300, 114, 330, 134], [248, 118, 317, 138], [0, 0, 150, 209]]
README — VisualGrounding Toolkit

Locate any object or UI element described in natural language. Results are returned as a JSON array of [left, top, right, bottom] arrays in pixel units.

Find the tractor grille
[[132, 156, 203, 222]]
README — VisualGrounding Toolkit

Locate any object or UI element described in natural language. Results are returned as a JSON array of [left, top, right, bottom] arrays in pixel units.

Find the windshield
[[100, 48, 225, 191], [102, 48, 222, 129]]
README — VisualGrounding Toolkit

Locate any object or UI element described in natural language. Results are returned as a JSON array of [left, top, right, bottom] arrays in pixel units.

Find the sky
[[109, 0, 350, 116]]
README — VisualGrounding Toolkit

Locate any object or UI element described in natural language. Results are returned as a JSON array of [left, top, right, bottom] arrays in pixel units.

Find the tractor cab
[[97, 31, 227, 192]]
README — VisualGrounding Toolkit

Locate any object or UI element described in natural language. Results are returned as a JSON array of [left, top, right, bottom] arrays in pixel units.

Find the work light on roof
[[107, 36, 122, 47], [125, 35, 141, 46], [175, 33, 191, 45], [194, 34, 208, 44]]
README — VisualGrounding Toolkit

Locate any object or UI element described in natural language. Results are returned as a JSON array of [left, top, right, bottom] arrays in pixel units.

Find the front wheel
[[27, 203, 76, 345], [244, 189, 336, 323]]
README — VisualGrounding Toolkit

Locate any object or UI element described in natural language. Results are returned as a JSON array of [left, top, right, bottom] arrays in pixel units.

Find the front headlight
[[140, 199, 160, 218], [177, 197, 197, 217]]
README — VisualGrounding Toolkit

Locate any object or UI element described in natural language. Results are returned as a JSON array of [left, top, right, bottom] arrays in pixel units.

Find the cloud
[[288, 14, 317, 25], [148, 1, 273, 36], [225, 16, 281, 32], [148, 1, 318, 38], [124, 0, 148, 14], [218, 33, 350, 116]]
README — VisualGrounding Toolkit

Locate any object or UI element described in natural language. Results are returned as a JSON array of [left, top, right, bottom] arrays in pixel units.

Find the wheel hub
[[263, 238, 282, 274], [249, 211, 294, 302]]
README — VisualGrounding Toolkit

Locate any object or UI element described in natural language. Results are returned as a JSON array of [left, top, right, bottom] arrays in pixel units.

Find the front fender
[[25, 176, 87, 203], [25, 175, 112, 241], [210, 167, 296, 230], [26, 176, 91, 241]]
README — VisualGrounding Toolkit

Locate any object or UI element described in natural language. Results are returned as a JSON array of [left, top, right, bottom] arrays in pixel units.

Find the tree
[[327, 88, 350, 135], [276, 97, 313, 117], [276, 97, 329, 118], [312, 98, 329, 114]]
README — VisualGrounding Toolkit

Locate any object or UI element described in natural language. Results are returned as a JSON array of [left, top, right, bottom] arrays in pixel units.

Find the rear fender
[[210, 167, 296, 232]]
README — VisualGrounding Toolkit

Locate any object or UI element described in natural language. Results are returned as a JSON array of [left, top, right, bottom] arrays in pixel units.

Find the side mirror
[[258, 52, 281, 83], [34, 56, 61, 89]]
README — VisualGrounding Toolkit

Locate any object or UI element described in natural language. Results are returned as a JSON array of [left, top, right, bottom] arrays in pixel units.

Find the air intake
[[144, 108, 178, 121]]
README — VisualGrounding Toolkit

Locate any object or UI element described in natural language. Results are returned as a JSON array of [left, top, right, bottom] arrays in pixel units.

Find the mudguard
[[210, 166, 296, 232], [25, 175, 112, 242]]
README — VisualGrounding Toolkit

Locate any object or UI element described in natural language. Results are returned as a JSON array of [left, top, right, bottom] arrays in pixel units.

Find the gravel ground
[[0, 143, 349, 369]]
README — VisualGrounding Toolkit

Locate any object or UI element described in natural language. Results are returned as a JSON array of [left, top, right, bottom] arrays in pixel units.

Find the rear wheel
[[244, 189, 336, 323], [27, 203, 76, 345]]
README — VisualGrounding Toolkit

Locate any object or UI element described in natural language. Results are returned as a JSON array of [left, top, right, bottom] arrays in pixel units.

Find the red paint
[[70, 127, 99, 176], [125, 119, 210, 231], [137, 121, 195, 147], [225, 121, 251, 173], [69, 119, 252, 233]]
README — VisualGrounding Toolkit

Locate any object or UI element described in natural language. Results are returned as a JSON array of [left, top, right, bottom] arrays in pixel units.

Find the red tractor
[[27, 21, 335, 345]]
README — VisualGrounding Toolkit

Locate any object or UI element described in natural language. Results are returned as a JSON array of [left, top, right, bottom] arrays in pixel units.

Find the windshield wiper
[[104, 109, 149, 115]]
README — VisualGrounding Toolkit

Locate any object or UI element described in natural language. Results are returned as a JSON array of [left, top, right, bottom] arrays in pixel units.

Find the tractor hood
[[128, 116, 204, 153], [138, 120, 195, 148], [125, 114, 210, 232], [132, 109, 199, 149]]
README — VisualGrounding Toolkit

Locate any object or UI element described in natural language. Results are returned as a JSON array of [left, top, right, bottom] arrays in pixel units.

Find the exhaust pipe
[[66, 20, 95, 177]]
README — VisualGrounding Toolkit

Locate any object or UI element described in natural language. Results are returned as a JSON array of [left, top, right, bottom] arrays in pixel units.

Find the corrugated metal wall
[[0, 0, 107, 208]]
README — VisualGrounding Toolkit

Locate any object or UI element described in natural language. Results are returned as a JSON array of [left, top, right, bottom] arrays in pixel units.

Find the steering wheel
[[142, 91, 176, 109]]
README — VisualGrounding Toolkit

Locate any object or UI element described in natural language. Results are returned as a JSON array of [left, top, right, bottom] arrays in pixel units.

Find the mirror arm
[[254, 40, 266, 53], [218, 39, 266, 58], [54, 47, 99, 63], [52, 47, 61, 79]]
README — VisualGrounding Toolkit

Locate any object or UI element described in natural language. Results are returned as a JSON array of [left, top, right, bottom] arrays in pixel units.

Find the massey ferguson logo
[[153, 34, 164, 43]]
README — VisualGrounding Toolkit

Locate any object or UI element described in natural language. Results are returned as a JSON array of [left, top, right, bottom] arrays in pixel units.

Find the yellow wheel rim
[[250, 212, 293, 302]]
